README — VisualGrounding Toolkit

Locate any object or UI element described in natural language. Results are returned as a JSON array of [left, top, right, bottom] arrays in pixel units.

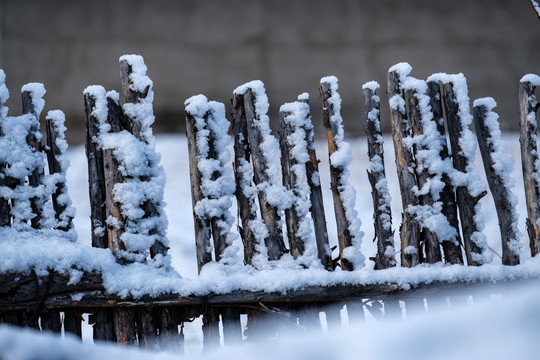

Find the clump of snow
[[520, 73, 540, 86], [321, 76, 364, 268], [21, 82, 46, 118]]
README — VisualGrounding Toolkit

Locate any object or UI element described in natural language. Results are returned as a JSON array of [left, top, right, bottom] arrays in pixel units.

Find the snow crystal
[[362, 81, 380, 91], [0, 69, 9, 119]]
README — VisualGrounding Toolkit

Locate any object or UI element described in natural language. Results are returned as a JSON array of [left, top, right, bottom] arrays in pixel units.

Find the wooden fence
[[0, 56, 539, 352]]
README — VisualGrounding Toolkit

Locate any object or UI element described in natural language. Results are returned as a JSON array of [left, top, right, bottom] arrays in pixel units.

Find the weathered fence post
[[432, 74, 491, 266], [426, 81, 464, 265], [387, 64, 420, 267], [21, 83, 46, 229], [45, 110, 75, 235], [233, 81, 287, 261], [404, 87, 442, 264], [84, 89, 109, 250], [362, 81, 396, 269], [473, 98, 521, 265], [231, 93, 258, 265], [0, 70, 11, 227], [518, 74, 540, 257], [185, 99, 214, 272], [298, 94, 332, 270], [320, 76, 364, 271]]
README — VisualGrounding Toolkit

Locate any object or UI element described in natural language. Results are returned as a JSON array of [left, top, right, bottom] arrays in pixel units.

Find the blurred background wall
[[0, 0, 539, 145]]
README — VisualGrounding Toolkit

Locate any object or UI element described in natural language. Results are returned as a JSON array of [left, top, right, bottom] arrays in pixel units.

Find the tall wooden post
[[387, 65, 420, 267], [405, 88, 442, 264], [440, 81, 488, 266], [362, 82, 396, 269], [426, 81, 464, 265], [473, 98, 520, 265], [320, 76, 364, 271], [519, 75, 540, 257]]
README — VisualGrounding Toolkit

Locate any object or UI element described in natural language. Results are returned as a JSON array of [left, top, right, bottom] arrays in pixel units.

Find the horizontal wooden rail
[[2, 271, 538, 311]]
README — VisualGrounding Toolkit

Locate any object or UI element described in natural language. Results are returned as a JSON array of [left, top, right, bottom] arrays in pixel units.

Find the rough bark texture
[[387, 70, 420, 267], [320, 80, 355, 271], [405, 89, 442, 264], [473, 103, 520, 265], [426, 81, 464, 265], [231, 93, 258, 265], [185, 110, 213, 273], [518, 80, 540, 257], [242, 89, 287, 261], [83, 93, 109, 249], [278, 109, 305, 258], [363, 85, 396, 270], [440, 82, 486, 266]]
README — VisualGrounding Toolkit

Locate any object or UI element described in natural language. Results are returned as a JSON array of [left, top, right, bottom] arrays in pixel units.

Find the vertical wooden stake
[[64, 311, 83, 339], [0, 72, 10, 227], [299, 95, 332, 270], [387, 66, 421, 267], [519, 75, 540, 257], [231, 93, 258, 265], [404, 89, 442, 264], [84, 92, 109, 249], [185, 107, 213, 273], [474, 99, 520, 265], [426, 81, 464, 265], [320, 77, 363, 271], [362, 82, 396, 269], [21, 86, 46, 229], [242, 88, 287, 260], [440, 81, 487, 266]]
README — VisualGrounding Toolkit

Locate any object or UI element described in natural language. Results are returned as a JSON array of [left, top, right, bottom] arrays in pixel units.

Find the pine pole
[[21, 85, 46, 229], [320, 77, 364, 271], [473, 99, 520, 265], [426, 81, 464, 264], [440, 81, 487, 266], [362, 82, 396, 269], [185, 108, 213, 273], [404, 88, 442, 264], [231, 93, 258, 265], [242, 88, 287, 260], [518, 75, 540, 257], [387, 66, 420, 267], [299, 95, 332, 270]]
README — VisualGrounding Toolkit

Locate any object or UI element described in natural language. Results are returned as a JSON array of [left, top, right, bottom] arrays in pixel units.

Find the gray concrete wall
[[1, 0, 539, 144]]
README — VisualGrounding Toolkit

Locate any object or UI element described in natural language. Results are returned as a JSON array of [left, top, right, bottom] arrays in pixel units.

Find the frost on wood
[[428, 73, 491, 266], [185, 95, 239, 270], [362, 81, 396, 269], [473, 98, 521, 265], [518, 74, 540, 257], [320, 76, 364, 270], [233, 80, 288, 262]]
